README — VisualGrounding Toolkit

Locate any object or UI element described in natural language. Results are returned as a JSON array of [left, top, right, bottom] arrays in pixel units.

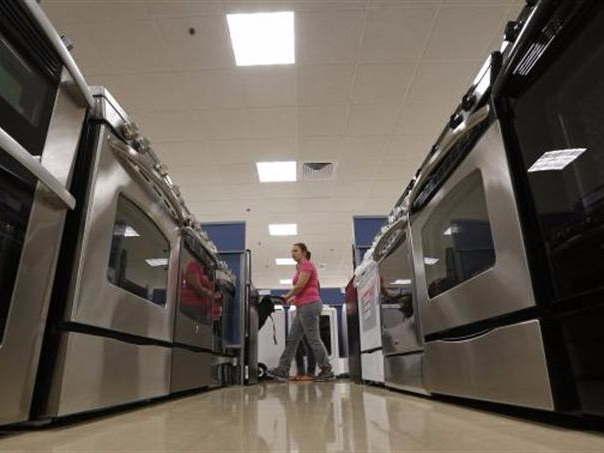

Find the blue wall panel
[[202, 222, 246, 252]]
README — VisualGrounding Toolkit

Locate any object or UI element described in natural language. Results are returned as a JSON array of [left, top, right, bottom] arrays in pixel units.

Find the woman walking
[[268, 243, 334, 382]]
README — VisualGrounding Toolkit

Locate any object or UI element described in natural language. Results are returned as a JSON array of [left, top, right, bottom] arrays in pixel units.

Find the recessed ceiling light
[[528, 148, 587, 172], [269, 223, 298, 236], [146, 258, 168, 267], [227, 11, 295, 66], [257, 161, 297, 182], [280, 279, 293, 285], [276, 258, 297, 266]]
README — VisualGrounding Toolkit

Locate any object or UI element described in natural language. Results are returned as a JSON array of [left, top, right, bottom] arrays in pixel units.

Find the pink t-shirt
[[293, 260, 320, 306]]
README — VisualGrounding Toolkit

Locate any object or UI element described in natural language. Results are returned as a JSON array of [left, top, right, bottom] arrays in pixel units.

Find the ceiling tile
[[195, 109, 251, 140], [297, 64, 355, 106], [298, 105, 349, 137], [145, 0, 224, 17], [424, 4, 509, 61], [296, 10, 365, 64], [42, 1, 149, 24], [383, 135, 434, 161], [360, 5, 439, 63], [85, 21, 177, 73], [297, 138, 342, 161], [346, 104, 400, 136], [374, 159, 417, 184], [134, 111, 205, 142], [407, 60, 477, 109], [240, 66, 297, 107], [394, 100, 451, 137], [217, 163, 258, 184], [175, 70, 244, 109], [352, 63, 415, 105], [158, 15, 234, 70], [248, 107, 298, 138]]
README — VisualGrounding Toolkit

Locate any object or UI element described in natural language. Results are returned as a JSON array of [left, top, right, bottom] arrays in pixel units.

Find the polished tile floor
[[1, 382, 603, 452]]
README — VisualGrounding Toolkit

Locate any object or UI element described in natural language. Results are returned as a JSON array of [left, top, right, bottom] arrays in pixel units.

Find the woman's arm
[[284, 271, 311, 300]]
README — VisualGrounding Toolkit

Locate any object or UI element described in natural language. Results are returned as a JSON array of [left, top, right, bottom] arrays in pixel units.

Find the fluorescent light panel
[[424, 257, 439, 266], [279, 279, 293, 285], [146, 258, 168, 267], [269, 223, 297, 236], [227, 11, 295, 66], [391, 279, 412, 285], [276, 258, 297, 266], [114, 225, 140, 237], [528, 148, 587, 172], [257, 161, 297, 182]]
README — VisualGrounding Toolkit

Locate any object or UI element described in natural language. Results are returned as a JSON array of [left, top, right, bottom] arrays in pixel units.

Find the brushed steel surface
[[0, 127, 75, 209], [0, 82, 87, 425], [424, 320, 554, 410], [170, 348, 212, 393], [23, 0, 94, 109], [410, 122, 536, 335], [43, 331, 171, 418], [384, 353, 428, 395], [61, 125, 179, 342]]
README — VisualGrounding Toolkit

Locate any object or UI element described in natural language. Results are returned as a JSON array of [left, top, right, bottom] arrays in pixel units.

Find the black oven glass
[[0, 31, 57, 156], [107, 195, 170, 306], [510, 4, 604, 299], [0, 151, 35, 342], [422, 171, 495, 298], [378, 234, 416, 355]]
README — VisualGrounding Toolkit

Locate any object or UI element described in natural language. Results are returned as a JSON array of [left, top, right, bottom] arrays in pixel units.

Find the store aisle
[[1, 382, 603, 452]]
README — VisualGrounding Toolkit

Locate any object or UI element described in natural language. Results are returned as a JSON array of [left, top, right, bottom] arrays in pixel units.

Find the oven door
[[410, 118, 535, 336], [59, 127, 179, 343], [377, 225, 422, 356], [496, 1, 604, 304], [174, 236, 216, 351]]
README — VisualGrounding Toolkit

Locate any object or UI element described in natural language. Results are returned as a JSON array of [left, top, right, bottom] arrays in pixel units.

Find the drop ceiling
[[42, 0, 523, 289]]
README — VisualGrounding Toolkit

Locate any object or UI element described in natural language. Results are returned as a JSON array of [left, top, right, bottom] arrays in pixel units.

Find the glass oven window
[[0, 155, 35, 342], [0, 31, 57, 155], [107, 196, 170, 306], [179, 244, 216, 327], [511, 5, 604, 299], [421, 171, 495, 298]]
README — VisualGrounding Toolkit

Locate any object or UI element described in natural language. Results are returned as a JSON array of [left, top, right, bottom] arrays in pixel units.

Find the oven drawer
[[424, 319, 554, 410]]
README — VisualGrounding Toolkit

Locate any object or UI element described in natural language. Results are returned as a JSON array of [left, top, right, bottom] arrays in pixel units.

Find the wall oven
[[494, 0, 604, 416], [409, 54, 555, 410], [0, 1, 90, 426]]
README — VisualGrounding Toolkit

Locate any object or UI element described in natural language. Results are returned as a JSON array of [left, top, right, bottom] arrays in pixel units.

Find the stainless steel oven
[[170, 227, 216, 393], [374, 204, 426, 395], [37, 88, 184, 418], [0, 1, 90, 426], [409, 55, 555, 410], [494, 0, 604, 416]]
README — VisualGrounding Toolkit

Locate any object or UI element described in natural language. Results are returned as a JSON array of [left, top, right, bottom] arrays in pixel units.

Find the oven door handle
[[410, 104, 490, 210], [0, 128, 76, 210]]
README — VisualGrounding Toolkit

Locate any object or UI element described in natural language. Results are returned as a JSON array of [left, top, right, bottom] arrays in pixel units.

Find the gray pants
[[277, 301, 330, 372]]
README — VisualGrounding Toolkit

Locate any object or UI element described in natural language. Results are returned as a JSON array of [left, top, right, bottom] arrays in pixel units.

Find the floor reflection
[[1, 382, 604, 452]]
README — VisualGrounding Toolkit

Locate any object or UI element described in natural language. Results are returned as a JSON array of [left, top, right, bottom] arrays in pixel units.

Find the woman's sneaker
[[313, 367, 335, 382], [267, 368, 289, 382]]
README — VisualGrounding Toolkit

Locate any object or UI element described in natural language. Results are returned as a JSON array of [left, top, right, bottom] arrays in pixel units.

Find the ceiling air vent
[[302, 162, 337, 181]]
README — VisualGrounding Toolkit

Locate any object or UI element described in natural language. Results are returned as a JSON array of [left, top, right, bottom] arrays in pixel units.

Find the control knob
[[461, 94, 476, 112], [449, 113, 463, 129]]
